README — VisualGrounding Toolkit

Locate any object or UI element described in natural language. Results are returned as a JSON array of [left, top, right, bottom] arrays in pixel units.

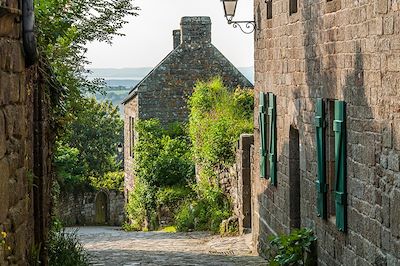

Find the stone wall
[[58, 189, 125, 226], [253, 0, 400, 264], [123, 96, 138, 199], [218, 134, 254, 234], [0, 1, 51, 264]]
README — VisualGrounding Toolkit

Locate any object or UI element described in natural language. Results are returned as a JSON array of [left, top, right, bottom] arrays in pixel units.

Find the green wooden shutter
[[315, 98, 327, 219], [334, 100, 347, 232], [268, 93, 277, 186], [259, 92, 267, 178]]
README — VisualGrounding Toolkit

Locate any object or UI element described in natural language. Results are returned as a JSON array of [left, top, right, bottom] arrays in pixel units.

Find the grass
[[160, 226, 177, 233]]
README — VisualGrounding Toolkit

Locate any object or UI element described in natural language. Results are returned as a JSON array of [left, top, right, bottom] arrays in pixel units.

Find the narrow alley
[[70, 227, 266, 266]]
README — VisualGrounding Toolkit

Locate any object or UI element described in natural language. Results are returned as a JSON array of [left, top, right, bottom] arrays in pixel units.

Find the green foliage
[[48, 226, 89, 266], [156, 186, 194, 211], [64, 98, 123, 178], [91, 171, 124, 191], [134, 119, 194, 187], [125, 119, 195, 230], [53, 142, 88, 188], [177, 77, 253, 233], [267, 228, 317, 266], [36, 0, 139, 113], [175, 183, 230, 233], [125, 179, 150, 231], [188, 77, 253, 168], [54, 98, 124, 191]]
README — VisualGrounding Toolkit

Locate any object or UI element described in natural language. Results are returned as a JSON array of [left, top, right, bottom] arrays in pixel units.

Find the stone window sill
[[325, 0, 341, 14], [289, 11, 300, 24]]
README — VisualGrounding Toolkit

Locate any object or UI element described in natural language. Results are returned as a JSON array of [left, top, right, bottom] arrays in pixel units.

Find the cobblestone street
[[69, 227, 267, 266]]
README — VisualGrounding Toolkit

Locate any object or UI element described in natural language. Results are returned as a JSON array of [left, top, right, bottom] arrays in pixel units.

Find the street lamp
[[221, 0, 256, 34], [117, 143, 123, 153]]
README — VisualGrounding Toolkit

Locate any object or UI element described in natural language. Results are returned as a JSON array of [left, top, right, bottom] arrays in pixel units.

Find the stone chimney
[[180, 16, 211, 44], [173, 30, 181, 49]]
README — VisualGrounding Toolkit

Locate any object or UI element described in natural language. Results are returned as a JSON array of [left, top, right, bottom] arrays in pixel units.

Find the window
[[129, 117, 135, 157], [266, 0, 272, 19], [289, 0, 297, 15], [289, 126, 301, 229], [325, 100, 336, 223]]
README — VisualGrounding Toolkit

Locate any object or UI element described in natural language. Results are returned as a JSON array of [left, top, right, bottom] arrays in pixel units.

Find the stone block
[[0, 157, 10, 223], [0, 110, 5, 159], [388, 151, 400, 171], [380, 154, 388, 169], [390, 189, 400, 238], [382, 122, 392, 148], [384, 16, 394, 35], [387, 55, 400, 72], [375, 0, 388, 14]]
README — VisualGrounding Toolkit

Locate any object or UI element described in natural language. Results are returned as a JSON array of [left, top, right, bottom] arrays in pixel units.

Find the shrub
[[90, 171, 124, 191], [156, 186, 194, 211], [188, 77, 253, 167], [48, 229, 89, 266], [175, 183, 230, 233], [267, 228, 317, 266], [179, 77, 253, 233], [125, 120, 195, 231]]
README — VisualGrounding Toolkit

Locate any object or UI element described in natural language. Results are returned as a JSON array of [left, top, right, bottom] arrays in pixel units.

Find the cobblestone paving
[[68, 226, 267, 266]]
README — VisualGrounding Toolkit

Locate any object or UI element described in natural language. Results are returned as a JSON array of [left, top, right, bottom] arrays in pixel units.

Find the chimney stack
[[173, 30, 181, 49], [180, 16, 211, 44]]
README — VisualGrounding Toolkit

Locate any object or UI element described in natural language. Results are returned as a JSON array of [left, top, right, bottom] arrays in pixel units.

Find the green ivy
[[188, 77, 253, 168], [176, 77, 253, 233], [125, 119, 195, 230], [267, 228, 317, 266]]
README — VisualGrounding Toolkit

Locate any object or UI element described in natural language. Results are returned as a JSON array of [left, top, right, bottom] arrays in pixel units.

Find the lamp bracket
[[227, 19, 256, 34]]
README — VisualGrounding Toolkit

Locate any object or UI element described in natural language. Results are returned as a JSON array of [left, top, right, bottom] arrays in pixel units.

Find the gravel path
[[68, 226, 267, 266]]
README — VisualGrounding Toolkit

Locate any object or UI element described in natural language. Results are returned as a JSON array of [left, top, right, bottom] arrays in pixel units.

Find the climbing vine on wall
[[188, 77, 253, 170]]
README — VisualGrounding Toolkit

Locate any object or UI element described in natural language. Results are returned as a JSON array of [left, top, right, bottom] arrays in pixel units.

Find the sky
[[85, 0, 254, 69]]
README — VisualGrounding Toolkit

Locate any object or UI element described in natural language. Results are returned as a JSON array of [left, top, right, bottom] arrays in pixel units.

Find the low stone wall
[[58, 189, 125, 226], [217, 134, 254, 234]]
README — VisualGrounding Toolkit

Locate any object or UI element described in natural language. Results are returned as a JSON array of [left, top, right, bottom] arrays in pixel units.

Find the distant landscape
[[88, 67, 254, 116]]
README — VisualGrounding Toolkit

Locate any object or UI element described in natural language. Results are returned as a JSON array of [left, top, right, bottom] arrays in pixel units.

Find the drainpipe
[[22, 0, 38, 66]]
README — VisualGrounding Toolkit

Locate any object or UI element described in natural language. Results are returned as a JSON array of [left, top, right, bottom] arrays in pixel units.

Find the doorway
[[289, 126, 301, 229], [95, 191, 109, 225]]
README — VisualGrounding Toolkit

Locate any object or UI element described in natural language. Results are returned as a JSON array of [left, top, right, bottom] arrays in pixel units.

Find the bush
[[175, 183, 230, 233], [156, 186, 194, 211], [188, 77, 253, 167], [267, 228, 317, 266], [125, 120, 195, 231], [178, 77, 253, 233], [90, 171, 124, 191], [48, 229, 89, 266]]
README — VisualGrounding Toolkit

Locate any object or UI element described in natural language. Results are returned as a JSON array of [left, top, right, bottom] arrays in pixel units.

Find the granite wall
[[1, 1, 51, 264], [252, 0, 400, 265], [58, 189, 125, 226], [218, 134, 254, 235]]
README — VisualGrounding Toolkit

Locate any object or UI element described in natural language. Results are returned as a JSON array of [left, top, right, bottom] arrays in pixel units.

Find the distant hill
[[89, 68, 152, 79], [89, 66, 254, 84]]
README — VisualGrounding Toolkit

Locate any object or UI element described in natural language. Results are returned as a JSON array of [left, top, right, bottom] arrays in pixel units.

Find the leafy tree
[[35, 0, 139, 111], [63, 98, 123, 178], [53, 142, 88, 188]]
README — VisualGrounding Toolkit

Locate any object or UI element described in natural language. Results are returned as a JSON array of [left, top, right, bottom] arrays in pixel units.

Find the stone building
[[122, 16, 253, 196], [1, 1, 52, 264], [251, 0, 400, 264]]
